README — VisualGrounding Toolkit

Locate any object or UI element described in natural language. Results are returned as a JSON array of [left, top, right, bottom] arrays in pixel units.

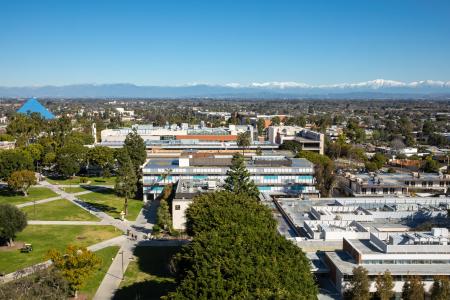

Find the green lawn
[[113, 246, 180, 300], [61, 186, 87, 194], [0, 187, 59, 205], [79, 246, 120, 299], [78, 188, 143, 221], [46, 176, 116, 186], [21, 199, 99, 221], [0, 225, 122, 274]]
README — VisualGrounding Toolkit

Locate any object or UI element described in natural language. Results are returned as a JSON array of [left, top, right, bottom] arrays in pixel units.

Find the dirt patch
[[76, 235, 87, 240], [0, 241, 25, 252]]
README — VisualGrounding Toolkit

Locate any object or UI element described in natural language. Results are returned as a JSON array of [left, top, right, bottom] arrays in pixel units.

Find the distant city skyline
[[1, 0, 450, 86]]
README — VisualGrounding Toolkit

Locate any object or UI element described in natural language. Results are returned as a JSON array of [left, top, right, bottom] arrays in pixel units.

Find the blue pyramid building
[[17, 98, 55, 120]]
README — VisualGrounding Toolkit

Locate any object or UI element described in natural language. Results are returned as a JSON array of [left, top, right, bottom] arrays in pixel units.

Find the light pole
[[120, 250, 124, 279]]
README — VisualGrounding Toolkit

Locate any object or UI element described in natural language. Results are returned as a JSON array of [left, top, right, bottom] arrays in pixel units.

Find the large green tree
[[123, 128, 146, 174], [114, 150, 137, 216], [87, 146, 115, 176], [0, 149, 34, 179], [56, 143, 87, 178], [168, 191, 317, 299], [224, 153, 259, 198], [47, 245, 101, 298], [7, 170, 37, 196], [257, 118, 265, 136], [236, 131, 252, 155], [296, 151, 335, 197], [0, 204, 27, 246]]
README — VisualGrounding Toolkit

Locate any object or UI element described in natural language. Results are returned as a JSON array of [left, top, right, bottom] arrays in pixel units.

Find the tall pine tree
[[224, 153, 259, 198], [115, 149, 137, 216], [124, 128, 147, 175]]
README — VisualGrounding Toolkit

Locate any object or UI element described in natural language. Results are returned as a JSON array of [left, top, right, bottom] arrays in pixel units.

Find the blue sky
[[1, 0, 449, 86]]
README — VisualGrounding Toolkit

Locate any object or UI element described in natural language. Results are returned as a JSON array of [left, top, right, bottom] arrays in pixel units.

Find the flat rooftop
[[326, 250, 450, 275]]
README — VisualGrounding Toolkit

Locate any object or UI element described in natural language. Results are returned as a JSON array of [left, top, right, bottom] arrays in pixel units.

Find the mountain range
[[1, 79, 450, 99]]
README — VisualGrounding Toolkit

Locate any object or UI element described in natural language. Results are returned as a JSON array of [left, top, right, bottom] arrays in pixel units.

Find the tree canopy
[[7, 170, 37, 196], [224, 153, 259, 198], [114, 149, 137, 215], [296, 151, 335, 197], [168, 191, 318, 299], [47, 245, 101, 297], [124, 128, 147, 174], [0, 203, 27, 246]]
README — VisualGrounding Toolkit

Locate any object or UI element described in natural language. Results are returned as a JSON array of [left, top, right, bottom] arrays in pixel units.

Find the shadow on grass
[[0, 188, 18, 197], [113, 279, 177, 300], [80, 185, 114, 193], [83, 201, 119, 214], [113, 246, 181, 299]]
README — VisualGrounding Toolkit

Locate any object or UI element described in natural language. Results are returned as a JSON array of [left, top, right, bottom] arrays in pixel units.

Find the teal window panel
[[193, 175, 208, 180], [263, 175, 278, 180], [291, 185, 305, 191], [258, 186, 272, 191]]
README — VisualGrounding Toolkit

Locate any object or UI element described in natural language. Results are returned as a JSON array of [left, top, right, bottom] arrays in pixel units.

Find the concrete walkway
[[16, 196, 62, 208], [93, 239, 136, 300], [27, 220, 105, 225], [8, 179, 169, 299]]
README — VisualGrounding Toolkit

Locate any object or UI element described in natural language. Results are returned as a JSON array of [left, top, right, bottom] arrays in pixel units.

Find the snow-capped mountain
[[0, 79, 449, 98]]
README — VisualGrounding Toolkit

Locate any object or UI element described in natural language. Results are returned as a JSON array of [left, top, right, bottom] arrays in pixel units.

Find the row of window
[[405, 181, 450, 187], [362, 259, 450, 264], [143, 175, 314, 184], [361, 188, 405, 194], [145, 167, 314, 174]]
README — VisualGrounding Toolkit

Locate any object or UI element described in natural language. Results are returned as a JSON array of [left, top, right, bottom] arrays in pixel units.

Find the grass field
[[78, 188, 143, 221], [60, 186, 88, 194], [113, 246, 180, 300], [21, 199, 99, 221], [0, 225, 121, 274], [0, 187, 59, 205], [79, 246, 120, 299], [47, 176, 116, 186]]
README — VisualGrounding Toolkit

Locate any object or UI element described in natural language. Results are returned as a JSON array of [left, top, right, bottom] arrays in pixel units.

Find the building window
[[440, 182, 445, 187], [175, 205, 181, 210], [362, 188, 366, 194], [383, 188, 388, 194], [371, 188, 377, 194]]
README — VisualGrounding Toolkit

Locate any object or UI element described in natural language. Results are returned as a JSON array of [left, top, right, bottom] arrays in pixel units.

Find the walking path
[[27, 220, 106, 225], [93, 239, 136, 300], [16, 196, 62, 208], [6, 178, 178, 299]]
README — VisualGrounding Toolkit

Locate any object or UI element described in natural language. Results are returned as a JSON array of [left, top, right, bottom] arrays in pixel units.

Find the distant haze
[[1, 79, 450, 99]]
